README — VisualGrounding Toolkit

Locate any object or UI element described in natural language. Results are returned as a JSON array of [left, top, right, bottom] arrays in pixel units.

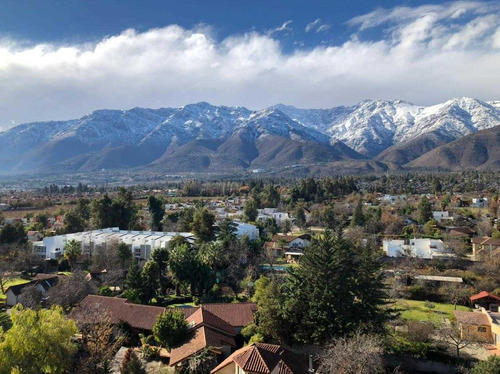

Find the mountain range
[[1, 97, 499, 175]]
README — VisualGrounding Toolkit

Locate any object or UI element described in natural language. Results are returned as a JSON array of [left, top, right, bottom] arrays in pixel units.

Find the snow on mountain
[[276, 98, 500, 157], [0, 97, 499, 174]]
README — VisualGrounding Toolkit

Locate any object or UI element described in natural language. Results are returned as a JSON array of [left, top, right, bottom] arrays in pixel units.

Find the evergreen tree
[[217, 218, 237, 246], [191, 207, 215, 242], [151, 247, 169, 295], [294, 206, 306, 228], [147, 195, 165, 231], [282, 230, 387, 345], [120, 349, 146, 374], [153, 309, 188, 351], [243, 198, 258, 222], [417, 196, 433, 224], [323, 204, 336, 229], [141, 260, 160, 303], [125, 260, 143, 301], [350, 199, 365, 227]]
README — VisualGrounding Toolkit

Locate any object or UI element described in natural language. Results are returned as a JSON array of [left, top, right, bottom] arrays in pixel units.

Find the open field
[[393, 299, 470, 324]]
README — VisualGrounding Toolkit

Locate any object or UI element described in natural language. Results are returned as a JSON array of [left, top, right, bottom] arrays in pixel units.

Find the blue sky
[[0, 0, 499, 127]]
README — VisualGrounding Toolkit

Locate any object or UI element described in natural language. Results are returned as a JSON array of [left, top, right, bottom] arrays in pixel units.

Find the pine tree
[[282, 230, 387, 345], [350, 199, 365, 227], [417, 196, 432, 224]]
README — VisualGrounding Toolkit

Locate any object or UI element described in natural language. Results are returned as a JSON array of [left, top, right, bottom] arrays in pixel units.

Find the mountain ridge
[[1, 97, 499, 175]]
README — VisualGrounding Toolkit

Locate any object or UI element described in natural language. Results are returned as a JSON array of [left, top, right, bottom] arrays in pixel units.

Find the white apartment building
[[33, 227, 193, 261], [256, 208, 290, 224], [383, 238, 452, 259]]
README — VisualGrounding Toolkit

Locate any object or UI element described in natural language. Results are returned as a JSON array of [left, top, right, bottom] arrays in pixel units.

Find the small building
[[234, 222, 259, 241], [210, 343, 309, 374], [5, 274, 59, 307], [470, 291, 500, 310], [454, 310, 493, 344], [432, 211, 452, 223], [27, 230, 44, 242], [471, 237, 500, 261], [383, 238, 451, 259]]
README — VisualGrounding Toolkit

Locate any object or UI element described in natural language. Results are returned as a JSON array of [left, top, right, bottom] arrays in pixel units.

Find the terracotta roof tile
[[470, 291, 500, 302], [201, 303, 257, 328]]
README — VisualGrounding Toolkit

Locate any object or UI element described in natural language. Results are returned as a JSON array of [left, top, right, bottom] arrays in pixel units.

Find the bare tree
[[441, 283, 473, 310], [437, 321, 485, 358], [19, 284, 44, 309], [405, 321, 434, 343], [48, 270, 97, 310], [71, 303, 123, 374], [318, 331, 384, 374]]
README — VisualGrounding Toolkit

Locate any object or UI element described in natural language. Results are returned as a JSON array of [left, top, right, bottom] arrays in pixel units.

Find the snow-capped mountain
[[276, 98, 500, 157], [0, 97, 499, 174]]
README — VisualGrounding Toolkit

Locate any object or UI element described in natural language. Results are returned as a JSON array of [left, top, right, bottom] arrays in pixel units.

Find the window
[[478, 326, 487, 333]]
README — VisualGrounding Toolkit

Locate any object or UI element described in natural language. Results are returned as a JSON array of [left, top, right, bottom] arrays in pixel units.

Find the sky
[[0, 0, 499, 128]]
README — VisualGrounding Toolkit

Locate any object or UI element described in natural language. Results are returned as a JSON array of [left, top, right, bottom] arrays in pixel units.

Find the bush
[[99, 286, 113, 296], [241, 323, 258, 339], [471, 355, 500, 374], [248, 333, 264, 344]]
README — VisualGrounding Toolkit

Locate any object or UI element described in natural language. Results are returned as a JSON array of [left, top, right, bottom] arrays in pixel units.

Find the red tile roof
[[211, 343, 308, 374], [470, 291, 500, 302], [201, 303, 257, 328]]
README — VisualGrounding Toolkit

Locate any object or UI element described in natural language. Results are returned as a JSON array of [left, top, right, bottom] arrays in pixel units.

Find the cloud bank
[[0, 1, 499, 128]]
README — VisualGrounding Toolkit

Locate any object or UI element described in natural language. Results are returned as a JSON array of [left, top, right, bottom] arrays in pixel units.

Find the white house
[[383, 238, 451, 259], [33, 227, 193, 260], [432, 211, 453, 223], [472, 197, 488, 208], [380, 194, 407, 205]]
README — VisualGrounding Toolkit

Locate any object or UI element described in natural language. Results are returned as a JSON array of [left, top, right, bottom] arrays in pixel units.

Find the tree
[[217, 218, 237, 246], [282, 230, 387, 345], [0, 224, 26, 244], [64, 239, 82, 269], [141, 260, 160, 303], [441, 283, 472, 310], [243, 198, 258, 222], [437, 321, 482, 358], [471, 355, 500, 374], [72, 303, 123, 374], [188, 348, 219, 374], [294, 206, 306, 229], [18, 284, 43, 309], [323, 204, 337, 229], [151, 247, 169, 295], [48, 270, 97, 310], [0, 305, 78, 374], [148, 195, 165, 231], [120, 349, 146, 374], [417, 196, 432, 224], [153, 309, 188, 351], [281, 219, 291, 234], [90, 194, 114, 229], [191, 207, 215, 242], [318, 331, 384, 374], [252, 276, 286, 342], [350, 199, 365, 227], [64, 209, 86, 233], [117, 242, 133, 269], [125, 260, 144, 302]]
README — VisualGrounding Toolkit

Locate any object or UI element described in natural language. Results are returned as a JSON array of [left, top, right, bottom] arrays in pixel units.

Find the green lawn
[[0, 278, 31, 302], [393, 299, 470, 324]]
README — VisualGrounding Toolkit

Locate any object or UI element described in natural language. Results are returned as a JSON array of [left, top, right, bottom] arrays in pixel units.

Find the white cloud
[[268, 20, 293, 35], [0, 1, 499, 128], [305, 19, 331, 33]]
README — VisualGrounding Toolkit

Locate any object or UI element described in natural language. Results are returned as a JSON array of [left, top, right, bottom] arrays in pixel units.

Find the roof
[[169, 325, 236, 366], [454, 311, 491, 326], [471, 237, 500, 246], [6, 275, 59, 296], [414, 275, 463, 283], [200, 303, 257, 328], [470, 291, 500, 302], [74, 295, 168, 331], [211, 343, 308, 374], [169, 308, 237, 366]]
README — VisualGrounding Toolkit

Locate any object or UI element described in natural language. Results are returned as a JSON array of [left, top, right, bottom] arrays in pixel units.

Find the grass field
[[393, 299, 470, 324]]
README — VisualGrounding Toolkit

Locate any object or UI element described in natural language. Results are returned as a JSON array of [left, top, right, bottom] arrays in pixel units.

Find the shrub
[[99, 286, 113, 296]]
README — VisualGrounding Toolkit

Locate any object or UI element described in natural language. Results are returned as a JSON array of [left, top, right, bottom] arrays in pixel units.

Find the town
[[0, 173, 499, 373]]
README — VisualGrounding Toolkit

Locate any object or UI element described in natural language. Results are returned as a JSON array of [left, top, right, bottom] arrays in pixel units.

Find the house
[[454, 310, 493, 344], [266, 235, 311, 263], [471, 237, 500, 261], [447, 226, 475, 239], [169, 307, 237, 368], [470, 291, 500, 310], [432, 211, 453, 223], [454, 304, 500, 350], [380, 194, 407, 205], [210, 343, 309, 374], [73, 295, 257, 336], [472, 197, 488, 208], [383, 238, 451, 259], [5, 274, 59, 307], [27, 230, 44, 242]]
